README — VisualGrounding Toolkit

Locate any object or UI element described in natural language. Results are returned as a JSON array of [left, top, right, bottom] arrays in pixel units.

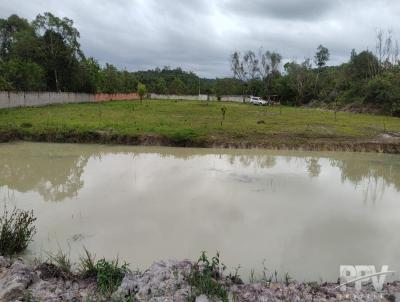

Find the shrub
[[79, 250, 130, 295], [0, 206, 37, 256], [95, 258, 129, 295], [187, 251, 228, 302], [137, 83, 147, 101]]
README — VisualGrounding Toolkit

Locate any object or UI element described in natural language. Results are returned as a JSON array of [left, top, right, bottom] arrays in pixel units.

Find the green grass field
[[1, 100, 400, 149]]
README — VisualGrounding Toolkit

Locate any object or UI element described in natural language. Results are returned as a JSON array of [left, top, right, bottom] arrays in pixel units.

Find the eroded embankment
[[1, 130, 400, 154], [0, 257, 399, 302]]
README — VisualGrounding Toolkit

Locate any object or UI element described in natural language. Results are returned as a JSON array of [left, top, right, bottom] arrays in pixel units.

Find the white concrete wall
[[150, 94, 209, 101], [0, 91, 95, 109], [150, 94, 248, 103]]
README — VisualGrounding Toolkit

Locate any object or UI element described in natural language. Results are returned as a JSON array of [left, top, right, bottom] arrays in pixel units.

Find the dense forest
[[1, 12, 400, 115], [0, 13, 216, 95]]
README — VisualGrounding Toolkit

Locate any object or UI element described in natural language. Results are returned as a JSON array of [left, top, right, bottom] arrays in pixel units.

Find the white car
[[249, 96, 268, 106]]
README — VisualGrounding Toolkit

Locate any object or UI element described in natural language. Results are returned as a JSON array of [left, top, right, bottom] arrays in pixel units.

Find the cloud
[[1, 0, 400, 77], [223, 0, 335, 21]]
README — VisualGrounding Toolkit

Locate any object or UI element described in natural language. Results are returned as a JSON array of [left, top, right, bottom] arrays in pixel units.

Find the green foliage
[[284, 59, 315, 105], [154, 77, 168, 94], [2, 11, 400, 113], [137, 83, 147, 100], [0, 59, 45, 91], [169, 77, 187, 95], [169, 129, 197, 144], [78, 249, 129, 295], [0, 206, 37, 256], [95, 258, 129, 295], [187, 251, 228, 302], [348, 50, 379, 81], [314, 45, 330, 69], [78, 248, 97, 278], [214, 78, 242, 97], [365, 70, 400, 114], [45, 249, 73, 279], [1, 100, 400, 147]]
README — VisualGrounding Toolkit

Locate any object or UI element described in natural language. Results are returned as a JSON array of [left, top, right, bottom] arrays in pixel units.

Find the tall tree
[[260, 50, 282, 96], [0, 15, 32, 60], [33, 12, 82, 91], [314, 45, 330, 95], [230, 51, 248, 101], [284, 59, 314, 105]]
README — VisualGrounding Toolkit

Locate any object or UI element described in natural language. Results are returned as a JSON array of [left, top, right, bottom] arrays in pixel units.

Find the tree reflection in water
[[0, 143, 399, 203], [0, 144, 92, 202]]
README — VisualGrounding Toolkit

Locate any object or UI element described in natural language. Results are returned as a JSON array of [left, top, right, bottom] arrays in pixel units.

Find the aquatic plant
[[0, 206, 37, 256]]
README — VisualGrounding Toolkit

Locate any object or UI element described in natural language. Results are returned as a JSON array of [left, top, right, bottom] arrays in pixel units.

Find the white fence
[[150, 94, 248, 103], [0, 91, 95, 109]]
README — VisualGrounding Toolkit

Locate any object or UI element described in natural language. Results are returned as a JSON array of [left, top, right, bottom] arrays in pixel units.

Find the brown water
[[1, 142, 400, 282]]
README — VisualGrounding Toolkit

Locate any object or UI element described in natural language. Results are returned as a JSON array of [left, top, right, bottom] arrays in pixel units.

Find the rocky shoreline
[[0, 257, 399, 302]]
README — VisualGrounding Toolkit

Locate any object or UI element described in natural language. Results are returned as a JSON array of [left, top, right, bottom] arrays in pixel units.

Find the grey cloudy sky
[[1, 0, 399, 78]]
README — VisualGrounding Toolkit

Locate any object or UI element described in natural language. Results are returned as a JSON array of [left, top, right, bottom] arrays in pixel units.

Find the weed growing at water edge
[[187, 251, 228, 302], [0, 206, 36, 256], [42, 249, 74, 279], [284, 272, 293, 286], [78, 247, 97, 278], [227, 265, 243, 284], [79, 249, 130, 296], [95, 258, 130, 295]]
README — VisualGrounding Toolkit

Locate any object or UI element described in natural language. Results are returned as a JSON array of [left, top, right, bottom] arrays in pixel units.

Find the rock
[[195, 294, 209, 302], [0, 257, 11, 269], [112, 272, 140, 300], [0, 259, 36, 301], [113, 259, 193, 301]]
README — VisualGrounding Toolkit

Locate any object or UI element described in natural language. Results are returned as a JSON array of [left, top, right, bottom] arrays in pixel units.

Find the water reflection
[[0, 144, 93, 201], [0, 143, 399, 202]]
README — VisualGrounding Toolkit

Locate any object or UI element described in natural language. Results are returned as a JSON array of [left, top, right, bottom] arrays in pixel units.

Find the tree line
[[1, 12, 400, 115], [229, 31, 400, 115], [0, 13, 214, 94]]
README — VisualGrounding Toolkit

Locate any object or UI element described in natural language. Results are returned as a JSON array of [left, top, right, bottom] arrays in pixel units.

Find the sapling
[[221, 106, 227, 126]]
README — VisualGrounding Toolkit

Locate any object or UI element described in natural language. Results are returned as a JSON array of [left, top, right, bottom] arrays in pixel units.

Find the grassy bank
[[1, 100, 400, 152]]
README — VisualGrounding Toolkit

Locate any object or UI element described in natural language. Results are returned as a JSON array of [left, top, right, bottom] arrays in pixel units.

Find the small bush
[[79, 250, 129, 295], [96, 258, 129, 295], [188, 251, 228, 302], [0, 206, 37, 256]]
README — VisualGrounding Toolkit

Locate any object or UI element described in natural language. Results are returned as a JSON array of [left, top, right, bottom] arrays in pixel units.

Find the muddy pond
[[1, 142, 399, 282]]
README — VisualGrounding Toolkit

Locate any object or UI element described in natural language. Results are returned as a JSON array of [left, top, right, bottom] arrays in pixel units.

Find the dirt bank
[[1, 130, 400, 154]]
